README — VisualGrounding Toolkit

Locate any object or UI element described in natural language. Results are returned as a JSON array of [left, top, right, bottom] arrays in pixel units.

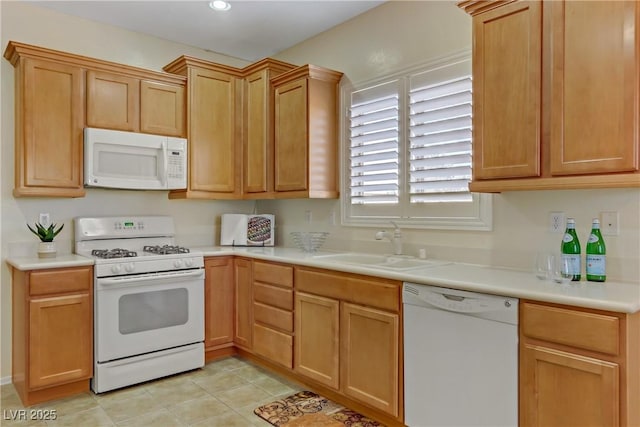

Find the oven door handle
[[98, 269, 204, 286]]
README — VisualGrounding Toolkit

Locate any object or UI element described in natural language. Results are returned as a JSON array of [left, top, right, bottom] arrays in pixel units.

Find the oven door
[[95, 269, 204, 363]]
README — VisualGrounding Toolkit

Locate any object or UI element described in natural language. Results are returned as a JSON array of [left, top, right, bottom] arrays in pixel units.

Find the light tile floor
[[1, 356, 304, 427]]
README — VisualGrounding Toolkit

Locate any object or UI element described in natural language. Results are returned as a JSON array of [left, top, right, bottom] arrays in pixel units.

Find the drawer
[[253, 261, 293, 288], [253, 283, 293, 310], [295, 267, 400, 312], [253, 323, 293, 368], [30, 267, 92, 296], [254, 302, 293, 332], [521, 302, 620, 356]]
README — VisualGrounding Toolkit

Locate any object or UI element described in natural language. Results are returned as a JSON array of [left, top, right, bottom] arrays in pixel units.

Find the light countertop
[[194, 246, 640, 314], [6, 254, 94, 271], [6, 247, 640, 313]]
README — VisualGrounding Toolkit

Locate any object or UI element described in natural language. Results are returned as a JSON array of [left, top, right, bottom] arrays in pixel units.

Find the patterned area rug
[[254, 390, 385, 427]]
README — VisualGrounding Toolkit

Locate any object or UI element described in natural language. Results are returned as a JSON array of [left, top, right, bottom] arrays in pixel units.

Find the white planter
[[38, 241, 57, 258]]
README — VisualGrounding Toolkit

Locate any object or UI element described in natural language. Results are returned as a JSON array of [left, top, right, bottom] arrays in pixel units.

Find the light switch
[[600, 211, 619, 236]]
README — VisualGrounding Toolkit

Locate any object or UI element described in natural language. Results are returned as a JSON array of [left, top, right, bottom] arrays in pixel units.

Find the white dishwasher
[[403, 283, 519, 427]]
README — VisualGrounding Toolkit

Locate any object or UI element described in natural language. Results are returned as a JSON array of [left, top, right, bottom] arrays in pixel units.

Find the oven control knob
[[111, 264, 122, 274], [173, 259, 184, 268], [125, 263, 135, 273], [184, 258, 194, 267]]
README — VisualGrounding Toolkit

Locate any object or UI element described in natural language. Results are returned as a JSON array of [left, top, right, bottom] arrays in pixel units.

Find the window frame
[[340, 50, 493, 231]]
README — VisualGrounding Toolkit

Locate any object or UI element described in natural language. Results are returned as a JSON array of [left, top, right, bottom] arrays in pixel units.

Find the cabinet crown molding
[[241, 57, 297, 76], [4, 41, 186, 85], [457, 0, 517, 16], [270, 64, 343, 87], [162, 55, 245, 77]]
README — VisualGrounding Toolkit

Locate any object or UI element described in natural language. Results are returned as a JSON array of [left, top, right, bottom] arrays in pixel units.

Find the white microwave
[[84, 127, 187, 190]]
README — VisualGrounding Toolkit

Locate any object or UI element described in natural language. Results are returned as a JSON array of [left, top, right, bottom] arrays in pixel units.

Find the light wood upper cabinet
[[204, 257, 234, 359], [11, 266, 93, 406], [86, 70, 140, 132], [549, 0, 639, 176], [87, 72, 186, 136], [459, 0, 640, 192], [4, 41, 187, 198], [5, 45, 85, 198], [243, 59, 296, 198], [471, 0, 542, 180], [519, 301, 640, 427], [140, 80, 185, 137], [164, 57, 242, 199], [272, 65, 343, 199]]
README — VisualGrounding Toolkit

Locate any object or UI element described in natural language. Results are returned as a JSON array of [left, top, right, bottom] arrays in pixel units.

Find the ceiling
[[26, 0, 385, 61]]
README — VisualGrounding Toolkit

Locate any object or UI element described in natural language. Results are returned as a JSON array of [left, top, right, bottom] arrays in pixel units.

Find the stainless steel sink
[[313, 253, 450, 270]]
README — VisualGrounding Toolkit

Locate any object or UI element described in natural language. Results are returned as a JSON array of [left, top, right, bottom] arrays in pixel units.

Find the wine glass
[[534, 252, 554, 280], [551, 255, 573, 284]]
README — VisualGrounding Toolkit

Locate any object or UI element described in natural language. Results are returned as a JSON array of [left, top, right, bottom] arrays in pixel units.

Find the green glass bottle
[[561, 218, 581, 281], [586, 218, 606, 282]]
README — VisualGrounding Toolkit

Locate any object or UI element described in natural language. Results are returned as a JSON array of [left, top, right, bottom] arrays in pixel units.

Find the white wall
[[267, 1, 640, 280], [0, 2, 254, 379]]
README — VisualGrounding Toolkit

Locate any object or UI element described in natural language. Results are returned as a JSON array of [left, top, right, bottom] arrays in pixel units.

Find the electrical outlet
[[549, 212, 565, 233], [39, 213, 50, 227], [600, 211, 619, 235], [328, 210, 336, 226], [305, 210, 312, 224]]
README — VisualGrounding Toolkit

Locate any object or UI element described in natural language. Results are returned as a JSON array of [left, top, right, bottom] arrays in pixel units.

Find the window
[[342, 52, 492, 230]]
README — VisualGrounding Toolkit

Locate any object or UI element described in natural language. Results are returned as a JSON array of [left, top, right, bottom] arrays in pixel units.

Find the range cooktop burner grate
[[143, 245, 190, 255], [92, 248, 138, 259]]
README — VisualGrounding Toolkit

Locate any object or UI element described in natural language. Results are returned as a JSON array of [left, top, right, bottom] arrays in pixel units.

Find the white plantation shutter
[[409, 75, 473, 203], [349, 80, 400, 205], [342, 54, 492, 230]]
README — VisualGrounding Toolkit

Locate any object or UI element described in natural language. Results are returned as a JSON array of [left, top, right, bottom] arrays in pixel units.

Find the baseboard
[[1, 376, 12, 386]]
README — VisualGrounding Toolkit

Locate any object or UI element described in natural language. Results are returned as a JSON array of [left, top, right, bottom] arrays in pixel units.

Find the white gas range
[[74, 216, 205, 394]]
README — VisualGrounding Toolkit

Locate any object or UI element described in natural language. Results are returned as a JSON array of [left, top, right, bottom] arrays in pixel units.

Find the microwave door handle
[[162, 140, 168, 187]]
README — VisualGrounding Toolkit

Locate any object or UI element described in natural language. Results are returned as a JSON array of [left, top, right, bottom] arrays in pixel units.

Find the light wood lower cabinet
[[11, 266, 93, 406], [252, 261, 294, 368], [521, 344, 619, 426], [233, 257, 253, 349], [341, 302, 399, 416], [294, 267, 402, 420], [520, 301, 640, 427], [295, 292, 340, 389], [204, 257, 234, 359]]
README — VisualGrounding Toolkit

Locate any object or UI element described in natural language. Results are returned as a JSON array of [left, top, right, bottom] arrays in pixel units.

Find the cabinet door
[[233, 258, 253, 349], [29, 294, 92, 389], [204, 257, 234, 349], [188, 67, 239, 195], [244, 70, 273, 195], [550, 1, 639, 175], [86, 70, 139, 132], [274, 78, 308, 192], [294, 292, 339, 389], [140, 80, 185, 137], [17, 58, 85, 197], [341, 303, 399, 417], [472, 0, 542, 180], [520, 344, 619, 427]]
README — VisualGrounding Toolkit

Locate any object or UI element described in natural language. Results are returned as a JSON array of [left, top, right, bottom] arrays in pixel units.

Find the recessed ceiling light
[[209, 0, 231, 11]]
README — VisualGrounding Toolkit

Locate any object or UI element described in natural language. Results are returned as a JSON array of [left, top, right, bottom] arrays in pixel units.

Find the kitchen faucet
[[375, 221, 403, 255]]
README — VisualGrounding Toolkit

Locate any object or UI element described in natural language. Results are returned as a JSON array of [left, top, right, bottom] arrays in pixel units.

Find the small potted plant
[[27, 222, 64, 258]]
